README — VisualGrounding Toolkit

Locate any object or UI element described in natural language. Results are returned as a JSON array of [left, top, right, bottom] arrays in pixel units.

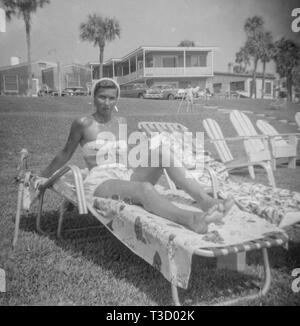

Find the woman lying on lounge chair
[[40, 78, 233, 234]]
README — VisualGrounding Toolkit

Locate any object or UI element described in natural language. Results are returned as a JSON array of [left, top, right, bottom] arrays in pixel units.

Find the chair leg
[[264, 163, 276, 188], [36, 190, 46, 235], [171, 248, 271, 306], [213, 248, 272, 306], [57, 199, 69, 239], [177, 98, 183, 114], [272, 159, 277, 171], [171, 283, 181, 306], [248, 166, 255, 179], [12, 182, 24, 248]]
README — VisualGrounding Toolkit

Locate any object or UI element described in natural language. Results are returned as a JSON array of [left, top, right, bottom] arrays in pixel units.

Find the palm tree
[[235, 46, 251, 73], [273, 38, 300, 101], [259, 31, 274, 99], [178, 40, 195, 47], [80, 14, 121, 79], [244, 16, 264, 38], [1, 0, 50, 96], [293, 64, 300, 97], [243, 16, 264, 98]]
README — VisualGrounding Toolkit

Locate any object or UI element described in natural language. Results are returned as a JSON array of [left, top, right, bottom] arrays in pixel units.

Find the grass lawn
[[0, 95, 300, 306]]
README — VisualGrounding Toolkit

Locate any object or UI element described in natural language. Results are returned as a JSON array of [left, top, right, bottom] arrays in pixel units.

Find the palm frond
[[79, 13, 120, 47]]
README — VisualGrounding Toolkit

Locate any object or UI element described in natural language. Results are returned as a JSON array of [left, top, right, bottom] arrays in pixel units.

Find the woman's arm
[[40, 118, 83, 178]]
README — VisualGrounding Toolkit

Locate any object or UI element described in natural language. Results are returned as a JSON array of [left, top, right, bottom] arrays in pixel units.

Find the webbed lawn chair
[[295, 112, 300, 130], [229, 110, 276, 186], [13, 148, 290, 306], [203, 118, 276, 187], [256, 119, 298, 170]]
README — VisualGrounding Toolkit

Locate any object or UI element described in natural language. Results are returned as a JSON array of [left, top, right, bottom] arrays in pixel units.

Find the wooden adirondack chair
[[256, 120, 298, 169], [295, 112, 300, 130], [203, 118, 276, 187], [229, 110, 276, 187]]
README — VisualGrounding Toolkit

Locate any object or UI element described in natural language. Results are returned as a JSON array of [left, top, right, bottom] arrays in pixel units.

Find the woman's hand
[[32, 175, 48, 190]]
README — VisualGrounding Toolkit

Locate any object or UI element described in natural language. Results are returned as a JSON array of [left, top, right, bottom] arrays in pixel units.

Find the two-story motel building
[[88, 46, 217, 90]]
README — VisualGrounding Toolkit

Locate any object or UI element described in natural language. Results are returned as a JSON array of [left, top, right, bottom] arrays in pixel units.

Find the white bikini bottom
[[83, 164, 133, 199]]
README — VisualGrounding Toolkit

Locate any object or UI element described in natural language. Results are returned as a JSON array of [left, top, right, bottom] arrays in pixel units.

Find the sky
[[0, 0, 299, 73]]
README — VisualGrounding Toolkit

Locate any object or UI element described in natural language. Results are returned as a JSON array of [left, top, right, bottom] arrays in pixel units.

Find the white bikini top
[[81, 138, 128, 168]]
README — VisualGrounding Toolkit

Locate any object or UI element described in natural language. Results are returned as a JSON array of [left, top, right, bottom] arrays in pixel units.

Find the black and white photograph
[[0, 0, 300, 308]]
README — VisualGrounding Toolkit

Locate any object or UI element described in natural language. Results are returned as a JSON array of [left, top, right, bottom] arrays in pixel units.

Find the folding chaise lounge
[[256, 119, 298, 170], [203, 118, 276, 187], [14, 147, 290, 306]]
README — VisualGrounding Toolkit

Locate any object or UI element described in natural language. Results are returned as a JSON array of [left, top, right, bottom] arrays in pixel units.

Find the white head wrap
[[91, 78, 120, 107], [91, 78, 120, 111]]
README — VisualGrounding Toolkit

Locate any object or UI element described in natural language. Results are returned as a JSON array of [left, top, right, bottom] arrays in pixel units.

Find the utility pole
[[57, 61, 62, 96], [48, 49, 62, 95], [0, 7, 6, 33]]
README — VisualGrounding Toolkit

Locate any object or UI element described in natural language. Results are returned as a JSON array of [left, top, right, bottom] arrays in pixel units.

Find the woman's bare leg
[[131, 149, 233, 214], [94, 179, 210, 233]]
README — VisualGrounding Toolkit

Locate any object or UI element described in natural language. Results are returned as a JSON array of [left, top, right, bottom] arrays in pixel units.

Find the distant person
[[205, 88, 212, 101], [192, 86, 200, 98], [186, 84, 194, 112]]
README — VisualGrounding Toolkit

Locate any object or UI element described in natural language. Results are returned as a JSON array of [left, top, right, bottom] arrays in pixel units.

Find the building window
[[190, 53, 207, 67], [265, 81, 272, 95], [162, 56, 177, 67], [3, 75, 18, 92], [230, 81, 245, 91]]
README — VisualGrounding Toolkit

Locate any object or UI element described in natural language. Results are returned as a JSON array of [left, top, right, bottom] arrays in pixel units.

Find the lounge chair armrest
[[266, 133, 299, 146], [15, 149, 29, 182], [205, 135, 269, 143], [266, 133, 300, 138], [40, 165, 88, 215], [203, 166, 219, 199]]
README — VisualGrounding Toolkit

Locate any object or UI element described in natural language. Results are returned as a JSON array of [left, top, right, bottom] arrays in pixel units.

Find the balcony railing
[[144, 66, 213, 77], [116, 66, 213, 84]]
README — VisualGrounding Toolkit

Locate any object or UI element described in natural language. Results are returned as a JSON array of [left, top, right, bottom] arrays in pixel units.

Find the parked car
[[62, 87, 87, 96], [144, 84, 178, 100], [38, 85, 55, 96], [74, 87, 87, 96], [120, 83, 148, 98]]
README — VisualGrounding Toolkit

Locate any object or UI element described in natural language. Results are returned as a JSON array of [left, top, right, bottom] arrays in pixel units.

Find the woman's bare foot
[[189, 212, 209, 234], [204, 197, 235, 224], [189, 197, 235, 234]]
